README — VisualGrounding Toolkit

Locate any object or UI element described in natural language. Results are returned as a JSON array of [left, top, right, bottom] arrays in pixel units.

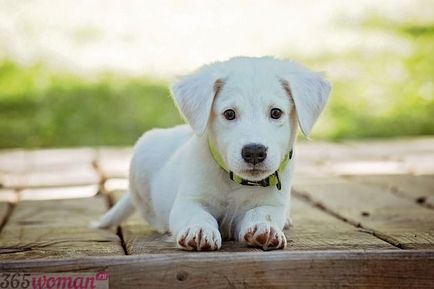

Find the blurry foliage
[[0, 62, 181, 148], [0, 18, 433, 148], [307, 18, 434, 140]]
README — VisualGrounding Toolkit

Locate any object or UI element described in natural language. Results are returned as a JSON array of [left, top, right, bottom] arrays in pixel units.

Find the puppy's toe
[[241, 223, 286, 250], [176, 225, 222, 251]]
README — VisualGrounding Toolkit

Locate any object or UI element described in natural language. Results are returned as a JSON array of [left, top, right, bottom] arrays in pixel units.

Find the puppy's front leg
[[170, 201, 221, 251], [237, 206, 287, 250]]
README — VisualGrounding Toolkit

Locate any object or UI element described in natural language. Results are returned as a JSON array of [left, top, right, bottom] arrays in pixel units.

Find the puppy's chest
[[211, 187, 252, 211], [215, 198, 245, 240], [203, 188, 260, 238]]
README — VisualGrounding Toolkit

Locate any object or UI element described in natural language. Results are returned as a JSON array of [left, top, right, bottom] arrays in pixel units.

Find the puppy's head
[[171, 57, 331, 181]]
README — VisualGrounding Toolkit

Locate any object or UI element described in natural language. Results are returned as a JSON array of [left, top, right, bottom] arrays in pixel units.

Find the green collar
[[208, 140, 293, 190]]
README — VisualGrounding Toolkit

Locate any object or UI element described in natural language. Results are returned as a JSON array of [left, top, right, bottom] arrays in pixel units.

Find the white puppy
[[97, 56, 330, 251]]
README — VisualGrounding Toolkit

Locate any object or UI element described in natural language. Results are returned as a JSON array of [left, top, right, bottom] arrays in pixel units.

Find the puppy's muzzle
[[241, 143, 267, 165]]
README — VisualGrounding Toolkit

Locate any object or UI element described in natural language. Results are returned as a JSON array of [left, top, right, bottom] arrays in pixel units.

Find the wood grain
[[293, 178, 434, 249], [0, 196, 125, 260], [289, 196, 394, 250], [1, 250, 433, 289], [345, 174, 434, 208]]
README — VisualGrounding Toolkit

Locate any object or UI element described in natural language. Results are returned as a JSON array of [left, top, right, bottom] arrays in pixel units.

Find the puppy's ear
[[280, 69, 331, 136], [171, 67, 223, 136]]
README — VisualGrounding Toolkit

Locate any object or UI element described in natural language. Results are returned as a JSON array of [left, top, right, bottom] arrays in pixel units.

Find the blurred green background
[[0, 2, 433, 148]]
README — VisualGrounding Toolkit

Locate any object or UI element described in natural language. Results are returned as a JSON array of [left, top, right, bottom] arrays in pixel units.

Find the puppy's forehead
[[218, 69, 287, 104]]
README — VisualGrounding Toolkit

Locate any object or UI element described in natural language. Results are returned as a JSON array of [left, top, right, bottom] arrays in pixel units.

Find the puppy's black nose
[[241, 143, 267, 165]]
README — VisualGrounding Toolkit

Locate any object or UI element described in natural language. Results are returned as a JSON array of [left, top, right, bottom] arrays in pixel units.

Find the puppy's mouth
[[239, 168, 273, 181]]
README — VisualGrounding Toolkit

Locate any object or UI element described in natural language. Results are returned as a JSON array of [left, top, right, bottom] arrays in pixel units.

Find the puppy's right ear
[[171, 67, 223, 136]]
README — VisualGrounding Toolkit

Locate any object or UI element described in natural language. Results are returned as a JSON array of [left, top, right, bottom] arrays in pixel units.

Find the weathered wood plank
[[96, 148, 131, 179], [402, 154, 434, 175], [295, 137, 434, 177], [0, 202, 11, 229], [1, 250, 433, 289], [110, 190, 177, 255], [295, 144, 409, 177], [342, 138, 434, 175], [0, 165, 99, 189], [109, 189, 394, 254], [289, 196, 395, 250], [19, 185, 99, 201], [345, 174, 434, 208], [104, 178, 128, 193], [0, 148, 96, 173], [0, 189, 18, 203], [346, 137, 434, 158], [293, 178, 434, 249], [0, 196, 125, 260], [294, 141, 358, 177]]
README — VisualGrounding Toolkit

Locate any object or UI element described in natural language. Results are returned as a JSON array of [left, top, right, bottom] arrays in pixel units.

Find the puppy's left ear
[[171, 67, 223, 136], [281, 70, 331, 136]]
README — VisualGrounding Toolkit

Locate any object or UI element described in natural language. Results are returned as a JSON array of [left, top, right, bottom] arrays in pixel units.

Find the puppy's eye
[[270, 108, 283, 119], [223, 109, 236, 120]]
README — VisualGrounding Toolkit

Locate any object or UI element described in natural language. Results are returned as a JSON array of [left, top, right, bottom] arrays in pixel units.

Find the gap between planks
[[94, 150, 131, 257], [91, 154, 107, 197], [91, 149, 130, 257], [0, 202, 15, 236], [292, 177, 434, 250], [1, 250, 433, 289], [0, 195, 125, 260], [292, 191, 404, 249], [0, 187, 20, 235], [104, 188, 129, 256]]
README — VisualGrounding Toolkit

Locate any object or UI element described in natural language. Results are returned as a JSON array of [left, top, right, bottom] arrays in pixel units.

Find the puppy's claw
[[176, 225, 222, 251], [241, 223, 287, 250]]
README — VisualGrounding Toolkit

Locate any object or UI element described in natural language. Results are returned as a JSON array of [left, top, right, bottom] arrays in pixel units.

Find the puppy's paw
[[240, 223, 287, 250], [176, 225, 222, 251]]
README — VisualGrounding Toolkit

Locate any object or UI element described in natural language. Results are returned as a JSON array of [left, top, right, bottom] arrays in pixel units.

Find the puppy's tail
[[95, 193, 135, 229]]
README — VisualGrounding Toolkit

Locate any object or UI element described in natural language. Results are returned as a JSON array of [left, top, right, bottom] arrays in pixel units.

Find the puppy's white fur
[[97, 56, 330, 251]]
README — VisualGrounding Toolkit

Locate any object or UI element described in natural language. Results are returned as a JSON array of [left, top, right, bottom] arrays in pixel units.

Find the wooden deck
[[0, 138, 433, 288]]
